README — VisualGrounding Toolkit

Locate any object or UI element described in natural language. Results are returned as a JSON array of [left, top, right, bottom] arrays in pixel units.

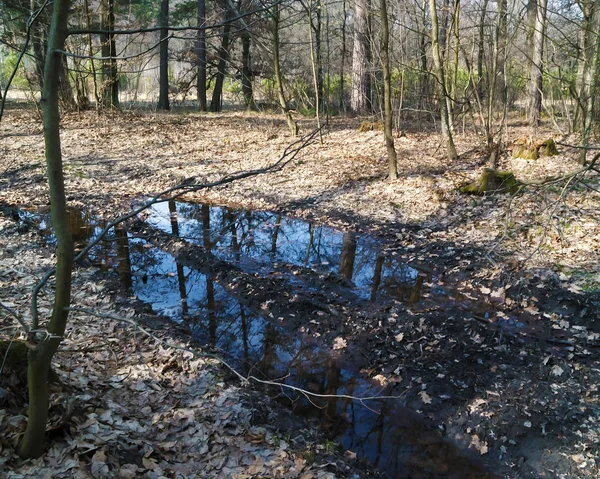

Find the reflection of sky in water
[[24, 203, 497, 477], [147, 201, 420, 302]]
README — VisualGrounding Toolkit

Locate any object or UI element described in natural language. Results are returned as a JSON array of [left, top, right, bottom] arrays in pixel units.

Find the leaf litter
[[1, 108, 600, 478]]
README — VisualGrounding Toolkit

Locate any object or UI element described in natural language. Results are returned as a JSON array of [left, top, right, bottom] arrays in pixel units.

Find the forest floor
[[1, 105, 600, 478]]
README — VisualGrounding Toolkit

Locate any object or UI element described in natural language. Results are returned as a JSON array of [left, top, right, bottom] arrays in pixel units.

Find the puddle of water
[[14, 202, 502, 478], [145, 201, 430, 305]]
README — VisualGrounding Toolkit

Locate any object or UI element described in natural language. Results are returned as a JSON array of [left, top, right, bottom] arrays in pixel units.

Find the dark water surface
[[28, 202, 503, 478]]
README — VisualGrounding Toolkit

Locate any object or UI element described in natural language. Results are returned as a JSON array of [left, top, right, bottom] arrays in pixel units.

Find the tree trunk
[[351, 0, 371, 113], [197, 0, 207, 111], [157, 0, 170, 110], [100, 0, 118, 108], [529, 0, 547, 128], [580, 3, 600, 164], [339, 0, 347, 113], [19, 0, 74, 459], [339, 232, 357, 280], [241, 31, 254, 110], [272, 3, 298, 135], [210, 4, 234, 112], [58, 54, 76, 110], [308, 0, 323, 137], [379, 0, 398, 179], [429, 0, 458, 161], [476, 0, 488, 101]]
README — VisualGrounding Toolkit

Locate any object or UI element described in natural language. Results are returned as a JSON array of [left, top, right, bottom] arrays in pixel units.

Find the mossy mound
[[511, 137, 558, 159], [537, 139, 558, 157], [459, 168, 519, 195], [358, 121, 384, 132]]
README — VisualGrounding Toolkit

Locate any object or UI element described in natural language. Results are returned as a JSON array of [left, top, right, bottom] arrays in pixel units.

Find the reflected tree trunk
[[202, 205, 216, 345], [168, 201, 188, 315], [339, 232, 357, 280], [271, 214, 282, 256], [240, 303, 249, 373], [115, 224, 132, 289], [370, 255, 385, 302], [227, 208, 241, 262]]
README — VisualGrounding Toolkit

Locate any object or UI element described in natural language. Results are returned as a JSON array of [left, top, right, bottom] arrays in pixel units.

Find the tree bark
[[351, 0, 371, 113], [197, 0, 207, 111], [100, 0, 118, 108], [429, 0, 458, 161], [272, 3, 298, 135], [379, 0, 398, 179], [241, 31, 254, 110], [528, 0, 547, 128], [210, 4, 234, 112], [157, 0, 170, 110], [19, 0, 74, 459]]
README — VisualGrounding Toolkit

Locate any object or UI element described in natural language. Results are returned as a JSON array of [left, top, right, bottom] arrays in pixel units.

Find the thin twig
[[66, 307, 404, 403], [30, 127, 321, 329]]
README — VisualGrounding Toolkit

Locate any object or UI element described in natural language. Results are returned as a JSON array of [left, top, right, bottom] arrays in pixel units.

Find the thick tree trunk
[[197, 0, 207, 111], [19, 0, 74, 459], [379, 0, 398, 179], [241, 32, 254, 110], [429, 0, 458, 161], [351, 0, 371, 113], [528, 0, 547, 128], [157, 0, 170, 110], [100, 0, 118, 108], [210, 4, 234, 112]]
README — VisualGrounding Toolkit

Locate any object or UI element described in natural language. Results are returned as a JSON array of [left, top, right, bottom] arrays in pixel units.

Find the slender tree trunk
[[19, 0, 74, 459], [158, 0, 170, 110], [497, 0, 507, 110], [210, 4, 234, 112], [339, 0, 347, 113], [379, 0, 398, 179], [580, 4, 600, 164], [476, 0, 488, 101], [529, 0, 547, 128], [272, 3, 298, 135], [58, 54, 76, 110], [351, 0, 371, 113], [429, 0, 458, 161], [197, 0, 207, 111], [308, 0, 323, 139], [83, 0, 100, 107]]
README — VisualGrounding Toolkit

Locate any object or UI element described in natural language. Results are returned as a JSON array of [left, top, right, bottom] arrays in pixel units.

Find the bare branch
[[30, 127, 322, 329]]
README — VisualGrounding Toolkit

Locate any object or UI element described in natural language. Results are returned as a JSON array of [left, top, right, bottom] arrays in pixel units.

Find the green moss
[[512, 145, 538, 160], [358, 121, 383, 132], [538, 139, 559, 157], [459, 168, 519, 195]]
